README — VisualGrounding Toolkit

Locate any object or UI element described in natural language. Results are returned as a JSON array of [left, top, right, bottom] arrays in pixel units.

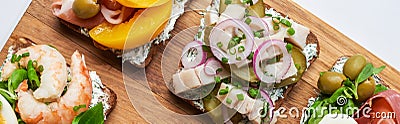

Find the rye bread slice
[[9, 37, 117, 117], [58, 19, 157, 68], [172, 2, 321, 117]]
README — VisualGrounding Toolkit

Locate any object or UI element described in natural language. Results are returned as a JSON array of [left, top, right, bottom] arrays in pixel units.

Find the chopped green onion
[[228, 40, 237, 49], [33, 60, 38, 68], [10, 54, 17, 63], [21, 52, 30, 57], [244, 9, 251, 17], [216, 68, 223, 73], [286, 43, 293, 53], [272, 17, 280, 24], [226, 98, 232, 104], [273, 24, 280, 31], [237, 94, 244, 101], [254, 31, 263, 38], [238, 46, 245, 53], [38, 65, 44, 72], [229, 48, 237, 55], [236, 56, 242, 61], [232, 36, 241, 43], [219, 88, 229, 95], [254, 32, 262, 38], [67, 76, 72, 82], [224, 0, 232, 5], [280, 19, 292, 27], [247, 52, 254, 60], [202, 45, 211, 52], [265, 13, 272, 17], [73, 104, 86, 112], [248, 88, 259, 98], [245, 18, 252, 25], [11, 54, 22, 63], [222, 57, 229, 64], [217, 42, 223, 48], [242, 0, 254, 5], [287, 27, 295, 35], [214, 76, 221, 83]]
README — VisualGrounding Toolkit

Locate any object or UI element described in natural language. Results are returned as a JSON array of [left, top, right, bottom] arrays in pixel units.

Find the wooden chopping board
[[1, 0, 399, 123]]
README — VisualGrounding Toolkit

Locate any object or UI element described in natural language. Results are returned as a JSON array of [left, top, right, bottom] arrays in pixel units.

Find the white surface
[[0, 0, 31, 50], [0, 0, 398, 70], [293, 0, 400, 70]]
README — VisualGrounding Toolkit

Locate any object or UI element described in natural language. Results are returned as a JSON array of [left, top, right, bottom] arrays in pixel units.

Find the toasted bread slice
[[9, 37, 117, 117]]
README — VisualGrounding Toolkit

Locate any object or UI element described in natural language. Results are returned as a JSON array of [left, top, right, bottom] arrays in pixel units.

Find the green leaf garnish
[[72, 103, 104, 124], [374, 84, 389, 94]]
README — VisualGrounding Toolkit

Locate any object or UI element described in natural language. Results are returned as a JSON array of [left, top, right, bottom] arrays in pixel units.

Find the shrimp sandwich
[[0, 38, 116, 123], [168, 0, 319, 123], [51, 0, 182, 67]]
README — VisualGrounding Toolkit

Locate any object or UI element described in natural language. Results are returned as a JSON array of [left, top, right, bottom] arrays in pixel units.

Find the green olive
[[247, 0, 265, 18], [275, 46, 307, 87], [72, 0, 100, 19], [318, 72, 346, 94], [357, 76, 376, 102], [343, 54, 367, 80]]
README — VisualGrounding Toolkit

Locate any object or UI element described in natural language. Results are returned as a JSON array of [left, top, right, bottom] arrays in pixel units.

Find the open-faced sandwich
[[51, 0, 187, 67], [168, 0, 319, 123], [301, 54, 400, 124], [0, 38, 116, 123]]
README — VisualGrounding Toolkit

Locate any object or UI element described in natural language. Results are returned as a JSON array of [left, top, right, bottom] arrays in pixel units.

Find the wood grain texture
[[1, 0, 399, 123]]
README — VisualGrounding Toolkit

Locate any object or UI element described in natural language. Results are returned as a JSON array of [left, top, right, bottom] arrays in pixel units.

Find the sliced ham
[[354, 90, 400, 124], [99, 0, 122, 10], [100, 6, 135, 24], [51, 0, 105, 29]]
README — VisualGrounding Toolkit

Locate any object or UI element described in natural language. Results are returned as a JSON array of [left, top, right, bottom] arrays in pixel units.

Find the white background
[[0, 0, 399, 70]]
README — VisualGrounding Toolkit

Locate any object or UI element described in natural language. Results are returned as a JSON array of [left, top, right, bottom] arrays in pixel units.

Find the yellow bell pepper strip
[[89, 0, 172, 49], [116, 0, 169, 8]]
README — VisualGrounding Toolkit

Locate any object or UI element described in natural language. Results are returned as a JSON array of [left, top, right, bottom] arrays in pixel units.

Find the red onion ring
[[253, 39, 291, 84], [204, 58, 223, 76], [209, 19, 254, 64], [181, 40, 207, 68], [260, 89, 275, 124], [236, 16, 269, 38]]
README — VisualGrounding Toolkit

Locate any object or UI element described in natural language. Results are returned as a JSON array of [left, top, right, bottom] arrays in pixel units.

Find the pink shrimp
[[17, 51, 92, 124]]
